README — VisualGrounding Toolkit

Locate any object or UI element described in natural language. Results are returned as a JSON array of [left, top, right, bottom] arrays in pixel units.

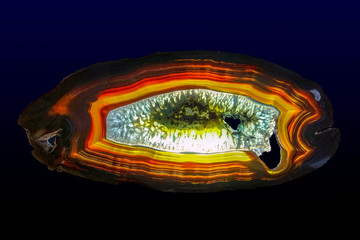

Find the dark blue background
[[1, 0, 359, 201]]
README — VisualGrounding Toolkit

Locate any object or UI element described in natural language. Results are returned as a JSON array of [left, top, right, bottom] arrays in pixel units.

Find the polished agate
[[18, 51, 340, 192]]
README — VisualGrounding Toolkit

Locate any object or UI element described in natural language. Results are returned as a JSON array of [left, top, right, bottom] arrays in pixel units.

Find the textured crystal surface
[[106, 89, 279, 153]]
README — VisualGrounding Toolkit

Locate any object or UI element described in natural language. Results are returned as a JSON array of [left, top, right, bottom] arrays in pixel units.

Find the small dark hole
[[260, 134, 280, 169], [47, 136, 56, 147], [224, 117, 241, 130]]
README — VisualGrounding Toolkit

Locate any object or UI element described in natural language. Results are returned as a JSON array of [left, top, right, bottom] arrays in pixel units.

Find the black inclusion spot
[[260, 134, 281, 169], [47, 136, 56, 147], [224, 117, 241, 130]]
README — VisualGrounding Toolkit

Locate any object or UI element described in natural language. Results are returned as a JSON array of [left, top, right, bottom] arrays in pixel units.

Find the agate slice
[[18, 51, 340, 192]]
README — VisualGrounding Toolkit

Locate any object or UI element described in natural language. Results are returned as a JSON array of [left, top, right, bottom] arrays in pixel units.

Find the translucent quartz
[[106, 89, 279, 154]]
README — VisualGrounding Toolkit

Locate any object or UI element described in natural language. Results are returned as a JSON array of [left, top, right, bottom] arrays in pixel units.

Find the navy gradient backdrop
[[1, 1, 359, 202]]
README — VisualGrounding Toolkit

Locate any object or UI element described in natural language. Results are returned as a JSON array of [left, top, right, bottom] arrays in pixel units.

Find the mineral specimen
[[18, 51, 340, 192]]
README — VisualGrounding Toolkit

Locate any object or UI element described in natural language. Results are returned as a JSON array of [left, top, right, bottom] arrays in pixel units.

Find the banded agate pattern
[[18, 51, 340, 192]]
